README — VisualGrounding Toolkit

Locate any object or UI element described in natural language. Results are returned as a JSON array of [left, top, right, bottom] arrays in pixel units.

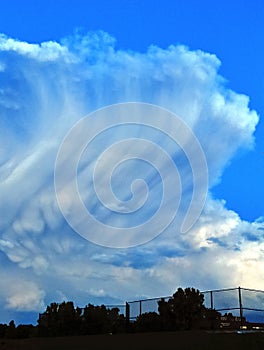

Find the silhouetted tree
[[38, 301, 125, 336], [38, 302, 60, 336], [5, 320, 16, 338], [158, 287, 205, 330], [134, 312, 162, 332], [15, 324, 35, 338], [82, 304, 123, 334], [57, 301, 78, 335], [0, 324, 7, 338]]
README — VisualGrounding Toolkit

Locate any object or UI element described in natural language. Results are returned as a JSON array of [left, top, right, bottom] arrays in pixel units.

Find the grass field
[[1, 331, 264, 350]]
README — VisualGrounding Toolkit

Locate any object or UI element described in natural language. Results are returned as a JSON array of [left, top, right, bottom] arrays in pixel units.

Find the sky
[[0, 0, 264, 325]]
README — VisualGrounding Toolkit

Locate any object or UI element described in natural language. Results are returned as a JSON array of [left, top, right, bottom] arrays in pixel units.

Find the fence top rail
[[240, 287, 264, 294], [202, 286, 264, 294], [202, 287, 239, 294]]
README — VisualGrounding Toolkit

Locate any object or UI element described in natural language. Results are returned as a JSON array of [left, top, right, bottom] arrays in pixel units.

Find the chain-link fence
[[126, 287, 264, 326], [128, 296, 170, 321]]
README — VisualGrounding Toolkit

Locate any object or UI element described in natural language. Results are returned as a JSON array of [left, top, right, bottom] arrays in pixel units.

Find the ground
[[1, 331, 264, 350]]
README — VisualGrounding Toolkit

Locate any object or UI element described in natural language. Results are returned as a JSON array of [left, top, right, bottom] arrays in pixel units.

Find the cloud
[[6, 281, 45, 312], [0, 31, 261, 322], [0, 34, 72, 61]]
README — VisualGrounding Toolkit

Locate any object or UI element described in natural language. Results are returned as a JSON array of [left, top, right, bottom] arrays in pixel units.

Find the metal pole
[[238, 287, 243, 328], [139, 300, 142, 316], [210, 291, 214, 309], [125, 302, 130, 331]]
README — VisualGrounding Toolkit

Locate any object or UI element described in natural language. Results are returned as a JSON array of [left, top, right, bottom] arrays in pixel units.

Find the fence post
[[210, 291, 214, 309], [238, 287, 244, 328], [125, 302, 130, 331]]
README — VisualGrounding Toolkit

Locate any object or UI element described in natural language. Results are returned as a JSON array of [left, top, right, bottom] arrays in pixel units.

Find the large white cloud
[[0, 31, 262, 323]]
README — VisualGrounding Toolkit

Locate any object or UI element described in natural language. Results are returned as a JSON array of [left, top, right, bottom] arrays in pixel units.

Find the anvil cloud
[[0, 31, 262, 324]]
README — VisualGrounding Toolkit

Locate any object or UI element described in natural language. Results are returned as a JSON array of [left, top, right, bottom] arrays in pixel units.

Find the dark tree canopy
[[158, 287, 206, 330], [37, 301, 125, 336]]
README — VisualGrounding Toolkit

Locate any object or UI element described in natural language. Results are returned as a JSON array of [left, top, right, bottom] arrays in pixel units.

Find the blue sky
[[0, 0, 263, 325]]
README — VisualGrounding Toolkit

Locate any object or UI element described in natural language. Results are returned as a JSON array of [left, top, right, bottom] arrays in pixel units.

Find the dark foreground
[[1, 331, 264, 350]]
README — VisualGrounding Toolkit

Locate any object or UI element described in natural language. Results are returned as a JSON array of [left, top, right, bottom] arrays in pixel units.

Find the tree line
[[0, 287, 223, 339]]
